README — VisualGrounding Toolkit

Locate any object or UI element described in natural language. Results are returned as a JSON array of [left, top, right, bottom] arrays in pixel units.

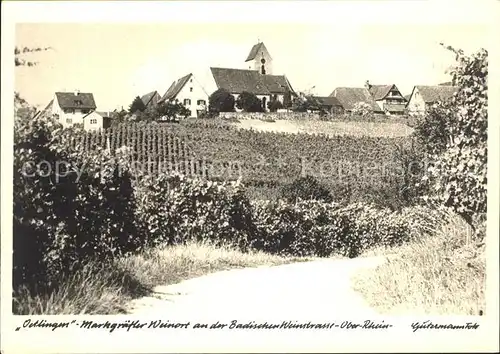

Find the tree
[[279, 175, 333, 203], [417, 45, 487, 234], [267, 98, 284, 112], [351, 102, 373, 117], [110, 109, 129, 127], [283, 88, 292, 110], [208, 88, 235, 114], [129, 96, 146, 114], [413, 104, 456, 156], [291, 93, 321, 113], [236, 91, 263, 112], [156, 100, 191, 121], [14, 46, 52, 67]]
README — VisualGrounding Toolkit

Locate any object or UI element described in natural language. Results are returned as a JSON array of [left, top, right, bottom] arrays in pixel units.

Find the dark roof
[[368, 84, 394, 100], [210, 67, 293, 95], [414, 85, 459, 103], [330, 87, 382, 112], [160, 73, 193, 102], [43, 99, 54, 112], [245, 42, 272, 62], [314, 96, 343, 107], [37, 99, 54, 118], [55, 92, 96, 110], [261, 75, 294, 94], [141, 91, 160, 106]]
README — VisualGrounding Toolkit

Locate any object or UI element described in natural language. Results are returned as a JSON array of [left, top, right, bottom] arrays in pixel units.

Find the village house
[[313, 96, 344, 114], [44, 90, 106, 131], [365, 81, 407, 115], [329, 87, 383, 114], [158, 73, 209, 118], [406, 85, 459, 114], [140, 90, 161, 110]]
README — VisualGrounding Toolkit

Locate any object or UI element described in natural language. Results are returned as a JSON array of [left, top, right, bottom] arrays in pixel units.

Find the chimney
[[365, 80, 371, 90]]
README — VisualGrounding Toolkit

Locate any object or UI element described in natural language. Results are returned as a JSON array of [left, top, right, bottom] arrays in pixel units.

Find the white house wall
[[247, 46, 273, 75], [52, 94, 87, 128], [175, 75, 210, 118], [83, 111, 104, 131], [407, 88, 426, 114], [51, 93, 103, 131]]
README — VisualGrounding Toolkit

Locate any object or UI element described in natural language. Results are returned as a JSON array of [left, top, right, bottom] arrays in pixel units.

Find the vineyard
[[67, 121, 415, 205]]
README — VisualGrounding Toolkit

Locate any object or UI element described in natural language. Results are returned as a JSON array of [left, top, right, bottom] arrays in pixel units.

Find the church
[[158, 41, 296, 118]]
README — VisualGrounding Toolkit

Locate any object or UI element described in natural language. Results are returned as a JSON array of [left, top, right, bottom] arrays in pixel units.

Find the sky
[[13, 5, 492, 111]]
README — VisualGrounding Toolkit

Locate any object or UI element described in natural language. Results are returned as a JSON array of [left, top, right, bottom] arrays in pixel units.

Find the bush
[[134, 175, 255, 251], [351, 102, 374, 118], [133, 173, 430, 259], [209, 88, 235, 113], [279, 175, 333, 203], [236, 91, 264, 112], [267, 99, 284, 113], [13, 115, 139, 289], [251, 200, 350, 257]]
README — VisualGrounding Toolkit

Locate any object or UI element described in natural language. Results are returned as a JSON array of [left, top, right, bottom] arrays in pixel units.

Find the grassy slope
[[352, 211, 486, 315], [233, 119, 414, 138], [13, 242, 312, 315]]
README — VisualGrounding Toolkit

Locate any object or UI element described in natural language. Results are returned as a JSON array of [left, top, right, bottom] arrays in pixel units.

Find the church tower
[[245, 41, 273, 75]]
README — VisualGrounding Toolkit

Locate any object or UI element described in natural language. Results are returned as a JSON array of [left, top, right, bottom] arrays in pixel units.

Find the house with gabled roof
[[158, 73, 209, 118], [47, 90, 104, 130], [365, 81, 407, 115], [406, 85, 459, 114], [329, 87, 383, 114], [140, 90, 161, 110]]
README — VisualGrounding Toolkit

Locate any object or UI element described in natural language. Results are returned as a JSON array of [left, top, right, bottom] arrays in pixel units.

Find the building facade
[[159, 73, 209, 118], [366, 82, 407, 115], [48, 91, 103, 130], [406, 85, 459, 115]]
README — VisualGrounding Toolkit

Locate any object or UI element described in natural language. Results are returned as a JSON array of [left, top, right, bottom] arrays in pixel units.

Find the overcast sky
[[13, 2, 492, 111]]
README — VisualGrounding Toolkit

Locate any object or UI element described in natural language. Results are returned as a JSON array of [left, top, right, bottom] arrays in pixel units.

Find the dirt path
[[127, 256, 388, 319]]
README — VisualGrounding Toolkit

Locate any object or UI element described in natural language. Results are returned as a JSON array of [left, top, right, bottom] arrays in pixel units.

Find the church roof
[[245, 42, 272, 62], [210, 67, 293, 95]]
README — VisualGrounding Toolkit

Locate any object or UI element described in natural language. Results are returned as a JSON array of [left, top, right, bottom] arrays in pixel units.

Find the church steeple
[[245, 41, 273, 75]]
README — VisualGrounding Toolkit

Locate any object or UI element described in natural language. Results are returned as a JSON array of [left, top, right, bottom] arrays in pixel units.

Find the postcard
[[1, 1, 499, 353]]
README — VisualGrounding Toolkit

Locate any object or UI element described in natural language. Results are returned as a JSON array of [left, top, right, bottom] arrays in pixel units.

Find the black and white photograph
[[1, 1, 499, 353]]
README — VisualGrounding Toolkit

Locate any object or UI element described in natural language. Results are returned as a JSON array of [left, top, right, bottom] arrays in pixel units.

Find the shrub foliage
[[13, 115, 138, 289], [414, 46, 487, 231]]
